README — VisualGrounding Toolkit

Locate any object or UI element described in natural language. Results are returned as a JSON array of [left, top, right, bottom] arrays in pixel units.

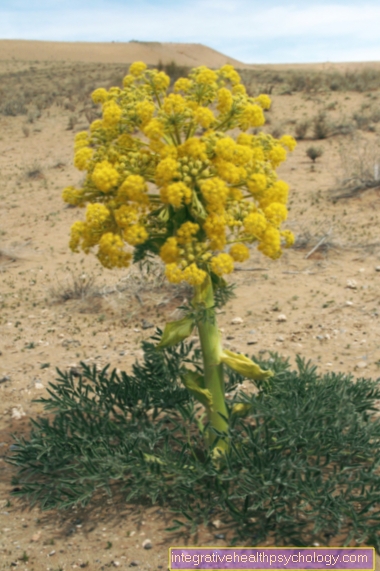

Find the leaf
[[221, 349, 273, 381], [189, 190, 207, 222], [181, 370, 213, 410], [156, 316, 195, 349]]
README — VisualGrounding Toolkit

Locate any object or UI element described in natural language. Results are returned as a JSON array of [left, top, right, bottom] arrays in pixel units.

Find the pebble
[[277, 314, 287, 322], [142, 320, 154, 330], [375, 266, 380, 272], [346, 279, 357, 289], [48, 550, 56, 556], [0, 376, 10, 384], [11, 406, 26, 420], [142, 538, 152, 550], [247, 338, 258, 345], [212, 519, 221, 529], [214, 533, 226, 540], [129, 562, 139, 567], [70, 366, 81, 377], [356, 361, 367, 369], [231, 317, 243, 325], [133, 328, 141, 333], [34, 382, 44, 389], [276, 336, 284, 342], [345, 300, 353, 306], [113, 562, 121, 567]]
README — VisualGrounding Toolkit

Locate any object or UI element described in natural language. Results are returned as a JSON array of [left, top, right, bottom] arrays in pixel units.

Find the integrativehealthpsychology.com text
[[169, 548, 374, 570]]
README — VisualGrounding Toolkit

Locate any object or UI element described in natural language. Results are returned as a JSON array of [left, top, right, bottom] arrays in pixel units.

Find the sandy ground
[[0, 40, 380, 570]]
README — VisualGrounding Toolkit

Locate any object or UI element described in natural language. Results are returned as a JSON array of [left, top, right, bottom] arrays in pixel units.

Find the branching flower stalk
[[62, 61, 296, 453]]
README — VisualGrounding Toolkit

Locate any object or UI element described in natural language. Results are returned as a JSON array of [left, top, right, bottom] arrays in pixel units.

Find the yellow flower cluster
[[63, 61, 296, 282]]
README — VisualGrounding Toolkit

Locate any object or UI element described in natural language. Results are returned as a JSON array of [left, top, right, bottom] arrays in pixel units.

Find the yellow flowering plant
[[63, 61, 296, 455]]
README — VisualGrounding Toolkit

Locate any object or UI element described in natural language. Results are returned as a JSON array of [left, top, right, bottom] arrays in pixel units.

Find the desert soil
[[0, 42, 380, 570]]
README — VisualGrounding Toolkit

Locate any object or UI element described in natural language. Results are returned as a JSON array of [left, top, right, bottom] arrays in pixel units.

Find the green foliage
[[7, 339, 380, 550]]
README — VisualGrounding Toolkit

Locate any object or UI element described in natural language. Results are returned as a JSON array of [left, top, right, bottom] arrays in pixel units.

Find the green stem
[[193, 274, 229, 452]]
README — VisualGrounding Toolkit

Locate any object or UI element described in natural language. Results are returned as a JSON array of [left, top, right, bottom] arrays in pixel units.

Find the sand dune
[[1, 39, 380, 72], [0, 39, 245, 68]]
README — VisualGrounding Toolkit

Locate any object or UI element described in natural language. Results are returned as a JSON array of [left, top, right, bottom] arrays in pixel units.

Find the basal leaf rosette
[[63, 61, 296, 285]]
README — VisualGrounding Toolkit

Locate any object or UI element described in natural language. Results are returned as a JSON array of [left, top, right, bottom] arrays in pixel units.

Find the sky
[[1, 0, 380, 64]]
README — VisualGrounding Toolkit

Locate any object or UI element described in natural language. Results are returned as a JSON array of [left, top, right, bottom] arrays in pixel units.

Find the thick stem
[[193, 275, 229, 451]]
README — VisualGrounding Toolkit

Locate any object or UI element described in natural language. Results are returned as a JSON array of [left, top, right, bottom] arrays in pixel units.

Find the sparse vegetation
[[332, 134, 380, 198], [306, 146, 324, 163], [294, 119, 310, 140], [24, 163, 45, 180], [49, 272, 98, 303]]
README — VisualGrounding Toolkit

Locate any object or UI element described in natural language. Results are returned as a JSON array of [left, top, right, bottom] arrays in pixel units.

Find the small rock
[[356, 361, 367, 369], [212, 519, 221, 529], [346, 279, 357, 289], [276, 336, 284, 342], [113, 562, 121, 568], [345, 300, 353, 306], [0, 376, 10, 384], [142, 538, 152, 550], [226, 335, 235, 340], [48, 550, 56, 556], [34, 382, 44, 390], [133, 328, 140, 333], [11, 406, 26, 420], [214, 533, 226, 540], [231, 317, 243, 325], [142, 320, 154, 330], [31, 532, 41, 542], [70, 366, 81, 377], [129, 562, 139, 567], [277, 314, 287, 322], [375, 266, 380, 272], [247, 338, 258, 345]]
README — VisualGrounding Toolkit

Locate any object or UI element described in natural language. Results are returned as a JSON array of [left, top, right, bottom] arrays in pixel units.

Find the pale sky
[[1, 0, 380, 64]]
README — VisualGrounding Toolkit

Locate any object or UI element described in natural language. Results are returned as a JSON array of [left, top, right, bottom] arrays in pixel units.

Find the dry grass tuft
[[331, 134, 380, 199], [49, 272, 98, 303]]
